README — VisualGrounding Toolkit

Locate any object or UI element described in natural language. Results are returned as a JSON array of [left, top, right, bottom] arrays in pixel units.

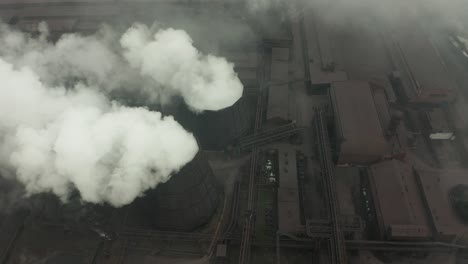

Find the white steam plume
[[0, 56, 199, 207], [120, 24, 243, 112], [0, 21, 243, 206], [0, 22, 243, 112]]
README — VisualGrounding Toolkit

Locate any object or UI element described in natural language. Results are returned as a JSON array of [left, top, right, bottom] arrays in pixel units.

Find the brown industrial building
[[390, 20, 456, 105], [267, 48, 291, 123], [415, 169, 460, 241], [1, 1, 468, 264], [368, 160, 461, 242], [368, 160, 431, 241], [330, 80, 389, 164]]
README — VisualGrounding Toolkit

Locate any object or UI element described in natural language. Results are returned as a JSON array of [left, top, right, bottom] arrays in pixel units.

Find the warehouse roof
[[267, 84, 289, 121], [368, 160, 431, 240], [331, 80, 388, 164], [415, 169, 460, 240], [394, 21, 455, 94], [303, 14, 348, 85], [267, 48, 290, 121]]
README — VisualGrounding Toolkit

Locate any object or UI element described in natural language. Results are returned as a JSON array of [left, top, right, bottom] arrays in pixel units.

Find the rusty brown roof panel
[[331, 80, 389, 164], [368, 160, 432, 240]]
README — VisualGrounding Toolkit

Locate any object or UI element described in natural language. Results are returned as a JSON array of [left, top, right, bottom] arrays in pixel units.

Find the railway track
[[238, 43, 271, 264], [115, 229, 468, 253], [314, 109, 347, 264], [238, 149, 258, 264]]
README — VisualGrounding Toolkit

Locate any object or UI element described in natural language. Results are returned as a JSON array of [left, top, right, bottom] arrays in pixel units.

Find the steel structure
[[238, 148, 258, 264], [114, 228, 468, 253], [314, 108, 347, 264], [237, 122, 301, 152], [238, 44, 271, 264]]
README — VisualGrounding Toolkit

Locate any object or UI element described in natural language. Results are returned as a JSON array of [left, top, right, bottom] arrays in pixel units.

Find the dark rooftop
[[331, 80, 389, 164], [368, 160, 431, 240]]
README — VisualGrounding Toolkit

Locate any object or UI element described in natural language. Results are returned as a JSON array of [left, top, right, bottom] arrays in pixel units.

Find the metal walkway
[[237, 122, 301, 152]]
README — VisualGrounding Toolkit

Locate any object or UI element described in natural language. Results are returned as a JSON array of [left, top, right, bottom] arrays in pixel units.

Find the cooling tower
[[143, 152, 220, 231], [196, 96, 254, 150]]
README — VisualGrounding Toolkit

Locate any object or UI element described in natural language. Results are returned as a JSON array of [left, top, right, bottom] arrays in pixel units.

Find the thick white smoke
[[121, 24, 243, 112], [0, 22, 243, 207], [0, 58, 199, 207], [0, 22, 243, 112]]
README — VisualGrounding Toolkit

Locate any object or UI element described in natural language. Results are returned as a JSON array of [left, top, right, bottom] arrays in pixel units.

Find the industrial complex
[[1, 0, 468, 264]]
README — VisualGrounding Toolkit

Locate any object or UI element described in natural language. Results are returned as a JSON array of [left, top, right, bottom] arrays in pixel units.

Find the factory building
[[302, 13, 347, 86], [390, 21, 456, 105], [368, 160, 461, 241], [267, 47, 291, 123], [367, 160, 431, 241], [330, 80, 389, 164], [141, 152, 220, 231], [414, 169, 459, 241]]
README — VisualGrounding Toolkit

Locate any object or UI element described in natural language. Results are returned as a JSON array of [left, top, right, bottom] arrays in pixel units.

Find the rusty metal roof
[[415, 169, 461, 239], [267, 48, 290, 121], [368, 160, 432, 240], [331, 80, 389, 164]]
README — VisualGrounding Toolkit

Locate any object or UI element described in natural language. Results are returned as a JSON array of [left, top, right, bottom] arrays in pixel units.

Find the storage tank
[[142, 152, 220, 231]]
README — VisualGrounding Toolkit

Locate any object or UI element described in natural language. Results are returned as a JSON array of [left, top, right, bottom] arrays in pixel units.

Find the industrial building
[[303, 12, 347, 86], [267, 47, 291, 123], [368, 160, 461, 242], [1, 1, 468, 264], [367, 160, 432, 241], [389, 20, 456, 105], [414, 169, 460, 241], [330, 80, 390, 164]]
